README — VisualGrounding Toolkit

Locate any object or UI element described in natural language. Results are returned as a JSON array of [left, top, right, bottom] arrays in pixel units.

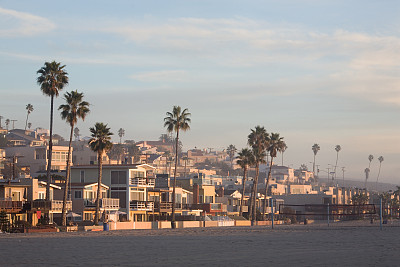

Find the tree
[[248, 126, 269, 223], [368, 154, 374, 169], [118, 128, 125, 144], [236, 148, 255, 217], [164, 106, 191, 229], [59, 90, 90, 226], [37, 61, 69, 202], [5, 119, 10, 131], [107, 144, 125, 164], [333, 145, 341, 182], [263, 133, 285, 220], [89, 123, 113, 225], [127, 143, 141, 163], [312, 144, 320, 177], [364, 167, 370, 190], [27, 122, 32, 129], [25, 104, 34, 131], [375, 156, 384, 191], [226, 144, 237, 170]]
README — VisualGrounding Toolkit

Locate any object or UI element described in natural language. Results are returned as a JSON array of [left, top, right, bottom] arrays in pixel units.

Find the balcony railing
[[130, 200, 154, 211], [155, 202, 184, 212], [84, 198, 119, 210], [129, 177, 155, 187], [0, 200, 24, 212], [31, 200, 72, 212]]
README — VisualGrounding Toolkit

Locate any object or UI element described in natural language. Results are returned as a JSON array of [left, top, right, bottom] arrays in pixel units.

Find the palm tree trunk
[[25, 112, 29, 131], [46, 95, 54, 202], [184, 159, 187, 178], [313, 154, 316, 177], [251, 163, 259, 224], [334, 152, 339, 182], [376, 162, 382, 191], [94, 151, 102, 225], [239, 166, 247, 217], [61, 124, 74, 226], [263, 157, 274, 220], [171, 129, 179, 229]]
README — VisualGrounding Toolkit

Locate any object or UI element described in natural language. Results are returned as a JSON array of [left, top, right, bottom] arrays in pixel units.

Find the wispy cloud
[[130, 70, 187, 82], [0, 6, 56, 37]]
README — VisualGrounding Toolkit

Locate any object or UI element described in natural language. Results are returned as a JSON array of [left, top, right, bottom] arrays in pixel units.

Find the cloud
[[129, 70, 187, 82], [0, 6, 56, 37]]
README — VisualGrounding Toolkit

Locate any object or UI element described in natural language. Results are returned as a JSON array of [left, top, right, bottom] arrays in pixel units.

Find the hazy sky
[[1, 0, 400, 184]]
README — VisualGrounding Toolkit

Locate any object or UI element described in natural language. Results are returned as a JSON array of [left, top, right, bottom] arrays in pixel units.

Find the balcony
[[155, 202, 184, 212], [31, 200, 72, 213], [84, 198, 119, 210], [129, 177, 155, 187], [0, 200, 24, 213], [130, 200, 154, 211]]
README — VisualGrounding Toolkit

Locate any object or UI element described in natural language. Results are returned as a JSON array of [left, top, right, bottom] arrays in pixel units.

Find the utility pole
[[11, 120, 17, 130]]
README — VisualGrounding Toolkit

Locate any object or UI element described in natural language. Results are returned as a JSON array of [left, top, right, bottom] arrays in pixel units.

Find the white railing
[[32, 200, 72, 212], [129, 177, 155, 187], [84, 198, 119, 210], [130, 201, 154, 211]]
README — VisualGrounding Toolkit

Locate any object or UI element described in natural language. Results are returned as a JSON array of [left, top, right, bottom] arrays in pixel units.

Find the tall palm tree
[[5, 119, 10, 131], [368, 154, 374, 169], [164, 106, 191, 229], [334, 145, 341, 182], [376, 156, 384, 191], [37, 61, 69, 201], [364, 167, 370, 190], [118, 128, 125, 144], [263, 133, 285, 220], [89, 123, 113, 225], [59, 90, 90, 226], [281, 143, 287, 166], [248, 126, 269, 223], [25, 104, 34, 131], [226, 144, 237, 170], [236, 148, 255, 217], [312, 144, 320, 177]]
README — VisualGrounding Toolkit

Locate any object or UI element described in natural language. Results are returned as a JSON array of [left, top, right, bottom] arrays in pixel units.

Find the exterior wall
[[70, 140, 110, 166]]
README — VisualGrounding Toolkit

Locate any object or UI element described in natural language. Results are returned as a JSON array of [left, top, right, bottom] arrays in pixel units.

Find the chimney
[[193, 183, 199, 204]]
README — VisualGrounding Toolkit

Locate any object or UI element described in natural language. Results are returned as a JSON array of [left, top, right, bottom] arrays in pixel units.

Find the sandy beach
[[1, 221, 400, 266]]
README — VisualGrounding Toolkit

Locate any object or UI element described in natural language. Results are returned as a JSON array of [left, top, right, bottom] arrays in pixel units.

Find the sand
[[1, 221, 399, 266]]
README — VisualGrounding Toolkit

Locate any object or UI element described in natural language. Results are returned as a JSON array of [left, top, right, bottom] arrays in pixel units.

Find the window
[[74, 190, 82, 199], [102, 192, 107, 199], [84, 213, 93, 221], [85, 191, 94, 200], [38, 192, 45, 199], [130, 171, 145, 178], [111, 171, 126, 184], [205, 196, 213, 203], [130, 188, 145, 201], [80, 171, 85, 183], [75, 212, 82, 221]]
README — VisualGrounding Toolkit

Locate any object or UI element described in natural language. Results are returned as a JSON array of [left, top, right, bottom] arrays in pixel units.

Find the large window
[[130, 188, 145, 201], [51, 151, 68, 162], [205, 196, 213, 203], [111, 171, 126, 184], [130, 171, 145, 178], [80, 171, 85, 183]]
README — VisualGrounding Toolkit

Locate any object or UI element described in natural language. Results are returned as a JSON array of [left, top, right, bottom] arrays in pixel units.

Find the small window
[[38, 192, 45, 199], [84, 213, 93, 221], [80, 171, 85, 183], [74, 190, 82, 199]]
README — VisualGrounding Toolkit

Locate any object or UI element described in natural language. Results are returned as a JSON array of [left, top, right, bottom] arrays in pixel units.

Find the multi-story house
[[70, 164, 156, 222]]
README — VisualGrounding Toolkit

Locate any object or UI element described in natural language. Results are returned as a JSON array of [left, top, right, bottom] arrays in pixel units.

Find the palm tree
[[37, 61, 69, 201], [27, 122, 32, 129], [226, 144, 237, 170], [312, 144, 320, 177], [164, 106, 191, 229], [248, 126, 269, 223], [263, 133, 285, 220], [236, 148, 255, 217], [89, 123, 113, 225], [334, 145, 341, 182], [368, 154, 374, 169], [364, 167, 370, 190], [59, 90, 90, 226], [281, 143, 287, 166], [182, 155, 189, 178], [376, 156, 384, 191], [25, 104, 34, 131], [118, 128, 125, 144], [5, 119, 10, 131]]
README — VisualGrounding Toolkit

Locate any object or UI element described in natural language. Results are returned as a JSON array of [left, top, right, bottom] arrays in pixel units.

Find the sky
[[0, 0, 400, 184]]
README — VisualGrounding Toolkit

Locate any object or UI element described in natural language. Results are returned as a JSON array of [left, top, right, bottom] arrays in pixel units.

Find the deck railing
[[84, 198, 119, 210], [130, 200, 154, 211], [129, 177, 155, 187], [31, 200, 72, 212], [0, 200, 23, 212]]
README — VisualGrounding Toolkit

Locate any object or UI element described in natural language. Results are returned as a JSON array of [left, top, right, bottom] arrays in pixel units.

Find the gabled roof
[[69, 182, 109, 190], [38, 181, 62, 190]]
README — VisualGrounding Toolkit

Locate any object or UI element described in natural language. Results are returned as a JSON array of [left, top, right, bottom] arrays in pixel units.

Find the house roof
[[69, 182, 109, 190], [38, 181, 62, 190], [71, 163, 156, 170]]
